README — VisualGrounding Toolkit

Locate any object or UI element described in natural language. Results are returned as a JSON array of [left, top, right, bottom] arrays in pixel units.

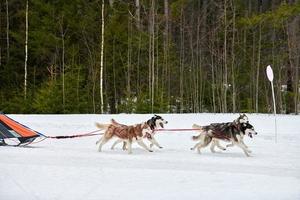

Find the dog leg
[[214, 139, 226, 151], [241, 140, 249, 149], [240, 140, 251, 153], [195, 141, 210, 154], [235, 136, 250, 157], [190, 141, 202, 151], [236, 143, 250, 157], [122, 142, 127, 150], [148, 137, 162, 149], [196, 143, 206, 154], [97, 137, 109, 152], [96, 138, 101, 145], [226, 142, 234, 148], [137, 139, 153, 152], [210, 140, 217, 153], [111, 139, 122, 150], [127, 140, 132, 154]]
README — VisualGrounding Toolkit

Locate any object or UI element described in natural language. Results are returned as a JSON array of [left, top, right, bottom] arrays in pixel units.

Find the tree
[[24, 0, 28, 99], [100, 0, 104, 113]]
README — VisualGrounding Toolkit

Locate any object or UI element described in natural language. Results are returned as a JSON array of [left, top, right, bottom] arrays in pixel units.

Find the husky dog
[[191, 114, 257, 157], [95, 122, 153, 154], [109, 115, 168, 150]]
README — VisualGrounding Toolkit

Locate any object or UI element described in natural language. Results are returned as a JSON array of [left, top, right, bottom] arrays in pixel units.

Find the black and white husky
[[191, 114, 257, 157], [110, 115, 168, 150]]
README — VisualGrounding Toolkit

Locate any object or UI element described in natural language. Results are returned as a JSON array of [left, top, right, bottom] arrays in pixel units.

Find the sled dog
[[95, 121, 153, 154], [109, 115, 168, 150], [191, 114, 257, 157]]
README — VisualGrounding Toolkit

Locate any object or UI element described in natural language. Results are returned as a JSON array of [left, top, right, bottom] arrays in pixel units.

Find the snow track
[[1, 114, 300, 200]]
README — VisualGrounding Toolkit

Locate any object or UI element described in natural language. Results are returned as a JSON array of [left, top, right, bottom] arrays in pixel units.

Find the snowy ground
[[1, 113, 300, 200]]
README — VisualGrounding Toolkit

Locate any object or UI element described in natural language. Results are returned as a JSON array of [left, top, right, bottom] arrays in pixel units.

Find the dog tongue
[[160, 123, 164, 128]]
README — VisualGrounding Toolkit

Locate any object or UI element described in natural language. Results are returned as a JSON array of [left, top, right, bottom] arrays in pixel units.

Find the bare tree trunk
[[179, 6, 184, 113], [82, 30, 96, 113], [135, 0, 140, 30], [163, 0, 169, 108], [286, 15, 299, 114], [108, 0, 114, 7], [210, 31, 216, 113], [148, 0, 155, 112], [59, 18, 66, 113], [0, 1, 2, 67], [100, 0, 105, 113], [231, 0, 236, 112], [5, 0, 9, 61], [127, 13, 132, 98], [151, 1, 155, 112], [255, 24, 262, 113], [223, 0, 228, 113], [198, 0, 208, 112], [289, 11, 300, 114], [24, 0, 28, 99], [255, 3, 262, 113], [112, 37, 117, 113], [196, 15, 200, 112], [135, 0, 141, 95]]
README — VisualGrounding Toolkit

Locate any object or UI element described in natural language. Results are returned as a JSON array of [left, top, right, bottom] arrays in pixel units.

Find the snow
[[1, 113, 300, 200]]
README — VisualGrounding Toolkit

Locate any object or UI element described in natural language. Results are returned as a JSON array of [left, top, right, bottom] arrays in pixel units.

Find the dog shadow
[[202, 151, 251, 158], [97, 147, 159, 156]]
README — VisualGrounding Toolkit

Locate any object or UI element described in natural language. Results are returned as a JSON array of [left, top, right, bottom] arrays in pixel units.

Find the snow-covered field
[[1, 113, 300, 200]]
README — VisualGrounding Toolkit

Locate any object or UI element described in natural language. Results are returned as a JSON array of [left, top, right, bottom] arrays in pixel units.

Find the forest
[[0, 0, 299, 114]]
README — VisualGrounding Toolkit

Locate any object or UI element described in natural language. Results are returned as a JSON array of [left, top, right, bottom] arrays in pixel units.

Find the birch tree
[[0, 2, 2, 67], [230, 0, 236, 112], [223, 0, 228, 113], [59, 16, 66, 112], [148, 0, 155, 112], [100, 0, 105, 113], [24, 0, 28, 99], [6, 0, 9, 61]]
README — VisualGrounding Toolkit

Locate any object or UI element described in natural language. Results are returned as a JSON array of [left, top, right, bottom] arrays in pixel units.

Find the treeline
[[0, 0, 299, 114]]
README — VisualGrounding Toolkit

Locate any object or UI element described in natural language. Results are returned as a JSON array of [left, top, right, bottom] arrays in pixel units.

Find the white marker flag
[[266, 65, 277, 143]]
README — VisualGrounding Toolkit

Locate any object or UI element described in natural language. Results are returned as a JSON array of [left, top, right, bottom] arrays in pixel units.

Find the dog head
[[241, 123, 257, 138], [236, 113, 249, 124], [147, 115, 168, 129]]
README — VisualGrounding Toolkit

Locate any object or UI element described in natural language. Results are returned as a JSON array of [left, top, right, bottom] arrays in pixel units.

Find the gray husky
[[191, 114, 257, 157]]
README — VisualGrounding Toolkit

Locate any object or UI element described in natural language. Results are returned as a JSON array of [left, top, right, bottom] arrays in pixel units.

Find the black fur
[[146, 115, 167, 130], [202, 122, 256, 141]]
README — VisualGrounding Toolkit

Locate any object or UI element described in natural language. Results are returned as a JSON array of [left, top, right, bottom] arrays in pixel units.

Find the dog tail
[[192, 124, 202, 130], [95, 122, 110, 130], [192, 124, 203, 141]]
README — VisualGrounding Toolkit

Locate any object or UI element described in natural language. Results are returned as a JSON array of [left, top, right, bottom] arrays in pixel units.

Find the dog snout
[[165, 121, 168, 124]]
